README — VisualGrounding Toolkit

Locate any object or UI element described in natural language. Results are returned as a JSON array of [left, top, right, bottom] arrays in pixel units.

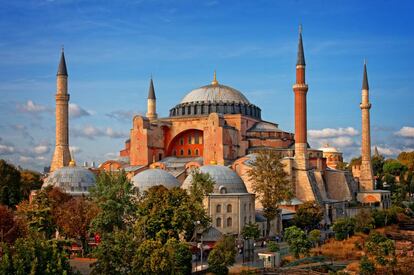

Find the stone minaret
[[146, 77, 157, 120], [293, 26, 309, 170], [50, 49, 71, 172], [359, 62, 374, 190]]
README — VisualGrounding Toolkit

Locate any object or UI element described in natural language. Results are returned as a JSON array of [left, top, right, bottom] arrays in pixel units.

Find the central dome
[[180, 84, 250, 105]]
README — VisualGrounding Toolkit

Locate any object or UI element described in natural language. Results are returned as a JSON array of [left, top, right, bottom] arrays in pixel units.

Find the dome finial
[[69, 149, 76, 167], [211, 70, 218, 86]]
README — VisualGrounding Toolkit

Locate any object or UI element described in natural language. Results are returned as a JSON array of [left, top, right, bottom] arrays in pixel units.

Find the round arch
[[167, 129, 204, 158]]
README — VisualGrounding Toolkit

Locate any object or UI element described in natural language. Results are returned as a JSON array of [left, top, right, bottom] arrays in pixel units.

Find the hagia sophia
[[44, 28, 390, 238]]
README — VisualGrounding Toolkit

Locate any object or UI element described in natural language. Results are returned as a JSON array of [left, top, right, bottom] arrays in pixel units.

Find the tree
[[208, 235, 237, 275], [349, 156, 362, 169], [308, 229, 321, 247], [336, 161, 348, 171], [383, 159, 407, 177], [90, 171, 138, 235], [354, 209, 374, 234], [55, 196, 99, 251], [248, 150, 292, 237], [188, 168, 215, 202], [293, 201, 323, 232], [284, 226, 312, 259], [398, 151, 414, 172], [0, 160, 21, 207], [365, 231, 395, 267], [241, 222, 260, 240], [268, 241, 280, 252], [0, 205, 22, 243], [0, 237, 74, 274], [372, 154, 385, 177], [20, 169, 43, 200], [332, 217, 356, 240], [359, 256, 376, 275]]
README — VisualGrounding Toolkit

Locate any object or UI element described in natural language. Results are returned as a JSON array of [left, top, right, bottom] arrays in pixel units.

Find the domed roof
[[182, 165, 248, 194], [180, 84, 250, 105], [131, 168, 180, 192], [43, 165, 96, 196]]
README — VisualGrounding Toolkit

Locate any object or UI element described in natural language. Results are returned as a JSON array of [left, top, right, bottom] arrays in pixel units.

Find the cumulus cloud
[[69, 103, 92, 118], [395, 126, 414, 138], [17, 100, 51, 114], [106, 110, 140, 121], [0, 144, 15, 155], [308, 127, 359, 139], [33, 144, 50, 155], [69, 146, 82, 154], [72, 125, 128, 140]]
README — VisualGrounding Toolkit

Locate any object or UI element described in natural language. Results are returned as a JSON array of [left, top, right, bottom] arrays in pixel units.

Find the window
[[227, 204, 232, 213], [188, 149, 191, 155], [216, 218, 222, 227], [195, 149, 199, 156], [244, 216, 247, 224], [220, 187, 227, 194], [180, 149, 184, 156], [216, 204, 221, 213], [195, 133, 199, 144], [244, 203, 247, 212], [158, 153, 162, 160], [180, 138, 184, 145], [227, 217, 232, 227], [188, 136, 192, 144]]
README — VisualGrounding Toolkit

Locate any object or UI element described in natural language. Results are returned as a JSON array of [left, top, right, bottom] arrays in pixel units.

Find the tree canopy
[[208, 235, 237, 275], [283, 226, 312, 259], [0, 160, 21, 207], [293, 201, 323, 231]]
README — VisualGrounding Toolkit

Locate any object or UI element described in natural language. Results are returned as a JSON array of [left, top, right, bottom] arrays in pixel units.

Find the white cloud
[[33, 144, 50, 155], [69, 146, 82, 154], [308, 127, 359, 139], [72, 125, 128, 140], [106, 110, 139, 121], [17, 100, 50, 113], [69, 103, 92, 118], [0, 144, 15, 155], [105, 127, 126, 138], [395, 126, 414, 138]]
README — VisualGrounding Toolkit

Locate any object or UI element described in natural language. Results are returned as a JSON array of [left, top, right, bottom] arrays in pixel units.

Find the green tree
[[359, 256, 376, 275], [0, 160, 21, 207], [0, 237, 74, 275], [268, 241, 280, 252], [90, 171, 138, 235], [308, 229, 321, 247], [241, 222, 260, 240], [332, 217, 356, 240], [293, 201, 323, 232], [248, 150, 292, 237], [365, 231, 395, 267], [383, 159, 407, 177], [208, 235, 237, 275], [397, 151, 414, 171], [372, 154, 385, 177], [335, 161, 348, 171], [20, 169, 43, 200], [354, 209, 374, 234], [188, 168, 215, 202], [283, 226, 312, 259]]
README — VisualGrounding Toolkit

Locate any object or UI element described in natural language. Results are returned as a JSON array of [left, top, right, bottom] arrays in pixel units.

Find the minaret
[[146, 77, 157, 120], [359, 62, 374, 190], [50, 49, 71, 172], [293, 26, 309, 170]]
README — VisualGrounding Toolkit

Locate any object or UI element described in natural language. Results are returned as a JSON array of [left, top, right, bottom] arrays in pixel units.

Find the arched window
[[244, 203, 247, 212], [195, 133, 199, 144], [195, 149, 199, 156], [227, 204, 232, 213], [216, 204, 221, 213], [216, 218, 222, 227], [188, 149, 191, 155], [180, 138, 184, 145], [188, 136, 192, 144], [227, 217, 232, 227], [180, 149, 184, 156]]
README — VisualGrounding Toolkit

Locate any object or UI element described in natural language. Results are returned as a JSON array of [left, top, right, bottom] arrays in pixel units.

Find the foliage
[[0, 237, 74, 275], [248, 150, 292, 236], [20, 169, 43, 200], [308, 229, 321, 247], [332, 217, 356, 241], [371, 206, 403, 227], [335, 161, 348, 171], [189, 168, 215, 203], [397, 151, 414, 171], [268, 241, 279, 252], [284, 226, 312, 259], [372, 155, 385, 177], [383, 159, 407, 176], [55, 196, 99, 250], [354, 209, 374, 234], [293, 201, 323, 231], [208, 235, 237, 275], [241, 222, 260, 240], [90, 171, 138, 235], [136, 185, 210, 242], [0, 204, 24, 243], [0, 159, 21, 207], [349, 156, 362, 168], [359, 256, 376, 275], [365, 231, 395, 267]]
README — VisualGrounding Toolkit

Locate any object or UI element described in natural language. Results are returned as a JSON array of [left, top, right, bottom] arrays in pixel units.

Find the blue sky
[[0, 0, 413, 171]]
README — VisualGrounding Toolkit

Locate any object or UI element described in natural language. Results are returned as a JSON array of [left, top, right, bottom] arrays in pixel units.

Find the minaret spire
[[359, 61, 374, 190], [211, 70, 218, 85], [57, 47, 68, 76], [146, 76, 157, 120], [293, 25, 309, 170]]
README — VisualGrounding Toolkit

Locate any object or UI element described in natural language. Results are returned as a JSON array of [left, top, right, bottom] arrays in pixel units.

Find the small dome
[[320, 144, 339, 153], [43, 166, 96, 196], [132, 168, 180, 192], [182, 165, 248, 194], [180, 84, 250, 105]]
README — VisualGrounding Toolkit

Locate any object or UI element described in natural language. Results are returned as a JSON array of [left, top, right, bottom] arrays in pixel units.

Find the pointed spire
[[362, 61, 369, 90], [57, 47, 68, 76], [211, 70, 218, 85], [297, 25, 306, 66], [374, 146, 380, 157], [148, 77, 156, 100]]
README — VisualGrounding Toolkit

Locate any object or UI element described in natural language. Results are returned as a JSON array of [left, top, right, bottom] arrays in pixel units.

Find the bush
[[359, 256, 375, 275], [332, 217, 356, 240], [268, 241, 279, 252], [284, 226, 312, 259], [354, 209, 374, 234]]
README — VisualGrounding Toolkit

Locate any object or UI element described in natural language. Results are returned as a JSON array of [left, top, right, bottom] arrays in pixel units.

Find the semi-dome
[[132, 168, 180, 192], [169, 73, 261, 119], [43, 164, 96, 196], [182, 165, 248, 194]]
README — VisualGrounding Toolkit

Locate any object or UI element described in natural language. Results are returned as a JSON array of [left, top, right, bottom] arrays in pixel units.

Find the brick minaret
[[146, 77, 157, 120], [293, 26, 309, 170], [50, 49, 71, 172], [359, 62, 374, 190]]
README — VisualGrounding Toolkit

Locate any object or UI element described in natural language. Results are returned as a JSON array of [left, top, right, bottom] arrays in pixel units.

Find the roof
[[297, 28, 306, 66], [182, 165, 248, 194], [248, 121, 281, 132], [280, 198, 303, 205], [148, 78, 156, 99], [362, 62, 369, 90], [57, 50, 68, 76], [43, 166, 96, 195], [180, 83, 250, 105], [201, 226, 223, 242], [131, 168, 180, 192]]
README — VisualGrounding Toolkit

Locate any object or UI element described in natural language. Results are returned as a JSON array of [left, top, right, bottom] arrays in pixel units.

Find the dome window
[[219, 186, 227, 194]]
